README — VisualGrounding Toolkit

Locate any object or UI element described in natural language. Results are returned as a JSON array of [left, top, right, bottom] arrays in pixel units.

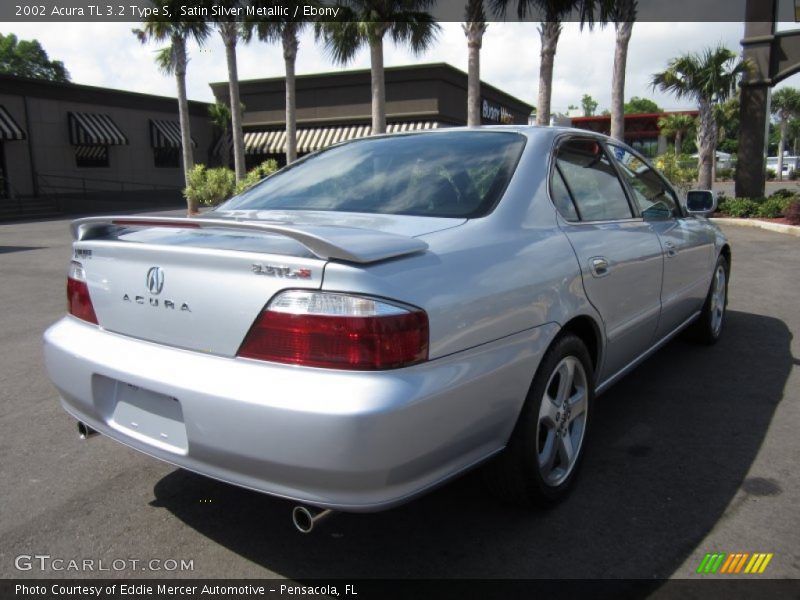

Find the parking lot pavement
[[1, 216, 798, 583]]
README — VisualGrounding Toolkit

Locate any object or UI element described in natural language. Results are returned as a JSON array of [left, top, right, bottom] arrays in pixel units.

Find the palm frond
[[390, 12, 441, 54], [154, 45, 178, 75], [315, 18, 367, 65]]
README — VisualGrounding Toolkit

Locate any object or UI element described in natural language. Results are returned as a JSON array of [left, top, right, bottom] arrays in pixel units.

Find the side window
[[609, 144, 680, 220], [550, 166, 579, 221], [555, 139, 633, 221]]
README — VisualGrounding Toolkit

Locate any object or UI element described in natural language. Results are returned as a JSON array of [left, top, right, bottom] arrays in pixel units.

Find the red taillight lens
[[237, 291, 429, 370], [67, 261, 98, 325]]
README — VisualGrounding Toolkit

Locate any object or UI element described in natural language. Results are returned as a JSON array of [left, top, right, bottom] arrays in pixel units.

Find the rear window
[[219, 131, 526, 218]]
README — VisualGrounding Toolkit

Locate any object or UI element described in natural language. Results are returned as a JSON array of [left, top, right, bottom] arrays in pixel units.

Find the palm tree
[[208, 102, 232, 167], [133, 1, 209, 215], [245, 3, 308, 163], [652, 46, 748, 190], [463, 0, 488, 127], [315, 0, 441, 134], [490, 0, 597, 126], [770, 87, 800, 181], [658, 113, 696, 155], [606, 0, 636, 141], [215, 11, 246, 182]]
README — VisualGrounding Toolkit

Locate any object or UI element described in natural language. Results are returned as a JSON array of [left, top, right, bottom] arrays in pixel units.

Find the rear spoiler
[[71, 216, 428, 264]]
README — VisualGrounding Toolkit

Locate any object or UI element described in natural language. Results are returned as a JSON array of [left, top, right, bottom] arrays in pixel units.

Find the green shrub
[[789, 169, 798, 181], [766, 168, 777, 179], [769, 188, 796, 199], [755, 197, 791, 218], [716, 167, 734, 180], [719, 197, 759, 218], [184, 165, 236, 208], [785, 200, 800, 225], [653, 153, 698, 195], [234, 160, 279, 195], [184, 160, 280, 208]]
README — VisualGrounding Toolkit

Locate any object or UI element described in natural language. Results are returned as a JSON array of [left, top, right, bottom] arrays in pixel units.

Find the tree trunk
[[696, 97, 717, 190], [777, 118, 787, 181], [610, 21, 633, 141], [221, 24, 245, 182], [675, 131, 682, 156], [173, 36, 196, 215], [369, 34, 386, 134], [535, 21, 561, 126], [464, 22, 485, 127], [283, 27, 299, 164], [222, 129, 231, 168]]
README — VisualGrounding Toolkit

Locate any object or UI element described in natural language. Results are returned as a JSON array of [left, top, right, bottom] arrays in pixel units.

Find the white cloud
[[0, 20, 757, 113]]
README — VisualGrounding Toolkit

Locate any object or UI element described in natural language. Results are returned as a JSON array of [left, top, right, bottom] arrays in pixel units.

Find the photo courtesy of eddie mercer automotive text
[[43, 126, 730, 529]]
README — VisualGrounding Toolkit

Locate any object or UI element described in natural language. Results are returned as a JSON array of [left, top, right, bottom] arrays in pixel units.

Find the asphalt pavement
[[0, 215, 798, 586]]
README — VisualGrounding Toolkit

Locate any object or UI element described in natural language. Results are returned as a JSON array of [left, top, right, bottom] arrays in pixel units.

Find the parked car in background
[[44, 127, 730, 525]]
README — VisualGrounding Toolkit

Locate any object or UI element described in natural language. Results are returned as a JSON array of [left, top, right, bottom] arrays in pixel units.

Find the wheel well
[[720, 244, 731, 268], [560, 316, 601, 373]]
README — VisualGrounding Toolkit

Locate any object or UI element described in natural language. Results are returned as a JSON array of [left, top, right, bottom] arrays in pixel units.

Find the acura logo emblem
[[146, 266, 165, 295]]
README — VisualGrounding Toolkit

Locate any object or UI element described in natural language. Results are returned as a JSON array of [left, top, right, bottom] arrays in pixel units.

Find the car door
[[607, 143, 715, 339], [551, 137, 664, 382]]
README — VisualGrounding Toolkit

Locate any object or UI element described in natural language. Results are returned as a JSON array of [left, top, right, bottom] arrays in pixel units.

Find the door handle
[[664, 241, 677, 257], [590, 257, 610, 278]]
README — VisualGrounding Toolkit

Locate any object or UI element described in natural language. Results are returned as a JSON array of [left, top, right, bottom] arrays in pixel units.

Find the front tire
[[689, 255, 729, 345], [486, 333, 594, 507]]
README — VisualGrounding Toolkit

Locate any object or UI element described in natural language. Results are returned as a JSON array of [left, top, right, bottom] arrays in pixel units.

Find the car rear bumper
[[43, 316, 556, 511]]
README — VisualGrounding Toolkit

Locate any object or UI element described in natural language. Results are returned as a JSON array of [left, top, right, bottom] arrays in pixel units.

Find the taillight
[[67, 261, 98, 325], [237, 290, 429, 370]]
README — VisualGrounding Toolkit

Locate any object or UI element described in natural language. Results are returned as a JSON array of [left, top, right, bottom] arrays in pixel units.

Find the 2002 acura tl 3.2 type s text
[[43, 127, 730, 529]]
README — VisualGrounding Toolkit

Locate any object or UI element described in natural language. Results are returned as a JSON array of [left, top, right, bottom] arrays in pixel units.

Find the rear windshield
[[219, 131, 526, 218]]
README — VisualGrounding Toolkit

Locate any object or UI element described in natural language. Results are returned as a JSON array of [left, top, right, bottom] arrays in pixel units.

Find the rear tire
[[485, 333, 594, 507], [689, 255, 729, 345]]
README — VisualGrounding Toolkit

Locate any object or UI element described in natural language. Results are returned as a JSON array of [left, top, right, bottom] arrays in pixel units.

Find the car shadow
[[151, 310, 793, 581]]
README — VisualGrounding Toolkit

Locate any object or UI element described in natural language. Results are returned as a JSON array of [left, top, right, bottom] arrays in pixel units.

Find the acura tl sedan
[[44, 127, 729, 529]]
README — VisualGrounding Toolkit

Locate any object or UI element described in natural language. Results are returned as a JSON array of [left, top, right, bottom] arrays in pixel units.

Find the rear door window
[[553, 139, 633, 222]]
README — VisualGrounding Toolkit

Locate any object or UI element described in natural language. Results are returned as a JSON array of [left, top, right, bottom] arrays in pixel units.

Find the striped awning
[[0, 105, 26, 141], [150, 119, 196, 148], [68, 112, 128, 145], [242, 121, 441, 155]]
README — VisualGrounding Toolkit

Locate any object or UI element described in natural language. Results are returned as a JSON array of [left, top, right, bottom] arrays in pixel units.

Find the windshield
[[219, 131, 526, 218]]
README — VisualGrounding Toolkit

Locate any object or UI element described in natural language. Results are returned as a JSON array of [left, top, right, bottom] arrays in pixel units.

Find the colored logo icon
[[697, 552, 774, 574]]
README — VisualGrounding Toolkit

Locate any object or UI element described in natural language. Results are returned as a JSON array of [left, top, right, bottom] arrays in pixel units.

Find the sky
[[0, 21, 786, 114]]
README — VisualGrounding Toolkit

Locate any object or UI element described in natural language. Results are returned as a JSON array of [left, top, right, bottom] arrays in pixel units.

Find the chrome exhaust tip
[[77, 421, 98, 440], [292, 505, 333, 534]]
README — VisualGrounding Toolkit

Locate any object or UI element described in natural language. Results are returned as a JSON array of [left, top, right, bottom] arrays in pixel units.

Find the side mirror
[[686, 190, 717, 216]]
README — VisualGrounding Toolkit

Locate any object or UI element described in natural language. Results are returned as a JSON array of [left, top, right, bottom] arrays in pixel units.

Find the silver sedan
[[44, 127, 729, 522]]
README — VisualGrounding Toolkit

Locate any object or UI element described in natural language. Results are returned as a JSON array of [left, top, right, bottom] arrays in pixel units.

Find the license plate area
[[106, 380, 188, 453]]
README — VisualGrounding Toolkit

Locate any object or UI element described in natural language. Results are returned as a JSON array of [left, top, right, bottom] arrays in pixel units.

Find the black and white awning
[[68, 112, 128, 145], [0, 105, 26, 141], [150, 119, 196, 148], [240, 121, 441, 156]]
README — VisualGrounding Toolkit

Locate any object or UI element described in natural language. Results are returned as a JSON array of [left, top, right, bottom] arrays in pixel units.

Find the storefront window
[[75, 145, 109, 168], [153, 147, 180, 168]]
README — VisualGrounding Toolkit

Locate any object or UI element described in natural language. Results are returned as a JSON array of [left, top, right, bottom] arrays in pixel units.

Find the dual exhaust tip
[[77, 421, 332, 534]]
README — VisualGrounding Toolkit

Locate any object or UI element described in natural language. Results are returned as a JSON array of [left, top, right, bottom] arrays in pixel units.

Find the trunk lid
[[71, 215, 439, 356]]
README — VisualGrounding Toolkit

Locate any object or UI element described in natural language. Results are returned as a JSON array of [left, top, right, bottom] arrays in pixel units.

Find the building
[[0, 63, 532, 219], [0, 74, 214, 218], [210, 63, 533, 168], [570, 111, 700, 157]]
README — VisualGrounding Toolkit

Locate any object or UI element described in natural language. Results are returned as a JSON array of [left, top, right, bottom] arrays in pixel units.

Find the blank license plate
[[110, 382, 188, 453]]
